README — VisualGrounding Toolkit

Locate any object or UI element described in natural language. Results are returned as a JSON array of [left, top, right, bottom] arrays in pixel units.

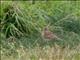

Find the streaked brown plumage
[[42, 27, 57, 40]]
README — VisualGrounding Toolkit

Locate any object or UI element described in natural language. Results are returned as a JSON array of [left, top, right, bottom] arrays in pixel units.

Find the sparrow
[[42, 27, 58, 41]]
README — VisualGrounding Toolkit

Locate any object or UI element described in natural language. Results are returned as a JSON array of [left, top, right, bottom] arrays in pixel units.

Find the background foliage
[[0, 1, 80, 60]]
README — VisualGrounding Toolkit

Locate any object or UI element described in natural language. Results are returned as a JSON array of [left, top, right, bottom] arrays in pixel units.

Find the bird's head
[[44, 27, 49, 31]]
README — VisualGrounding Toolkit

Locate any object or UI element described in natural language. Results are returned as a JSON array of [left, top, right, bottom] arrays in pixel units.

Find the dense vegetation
[[0, 1, 80, 60]]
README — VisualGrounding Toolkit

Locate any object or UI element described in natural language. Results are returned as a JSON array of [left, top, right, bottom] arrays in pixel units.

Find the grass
[[0, 1, 80, 60], [1, 44, 80, 60]]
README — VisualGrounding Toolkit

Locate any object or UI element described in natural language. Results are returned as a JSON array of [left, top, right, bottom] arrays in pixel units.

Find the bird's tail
[[54, 35, 62, 41]]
